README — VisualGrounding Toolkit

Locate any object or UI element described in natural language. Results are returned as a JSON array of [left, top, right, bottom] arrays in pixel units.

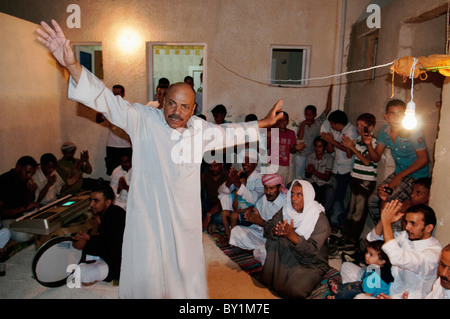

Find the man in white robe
[[217, 149, 264, 214], [36, 20, 283, 299], [229, 173, 287, 264], [426, 244, 450, 299], [365, 200, 441, 299]]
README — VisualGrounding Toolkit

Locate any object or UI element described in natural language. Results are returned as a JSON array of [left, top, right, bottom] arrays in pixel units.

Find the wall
[[430, 77, 450, 246], [1, 0, 357, 179], [344, 0, 449, 245], [0, 12, 63, 173]]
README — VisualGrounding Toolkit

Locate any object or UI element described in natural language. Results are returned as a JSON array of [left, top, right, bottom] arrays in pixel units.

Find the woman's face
[[290, 185, 304, 213]]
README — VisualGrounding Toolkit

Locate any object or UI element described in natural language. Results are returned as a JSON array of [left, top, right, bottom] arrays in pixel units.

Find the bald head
[[163, 82, 196, 130]]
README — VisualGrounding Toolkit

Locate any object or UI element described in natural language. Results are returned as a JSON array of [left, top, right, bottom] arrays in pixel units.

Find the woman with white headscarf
[[261, 179, 331, 298]]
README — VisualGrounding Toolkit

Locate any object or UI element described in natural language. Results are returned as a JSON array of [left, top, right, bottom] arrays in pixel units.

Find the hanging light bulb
[[402, 100, 417, 130], [403, 57, 419, 130]]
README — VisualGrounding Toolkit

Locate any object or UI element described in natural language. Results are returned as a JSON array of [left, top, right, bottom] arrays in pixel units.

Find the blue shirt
[[377, 124, 429, 178]]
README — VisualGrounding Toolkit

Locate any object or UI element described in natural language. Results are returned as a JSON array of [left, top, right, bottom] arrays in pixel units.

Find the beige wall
[[430, 77, 450, 246], [344, 0, 449, 246], [1, 0, 353, 179], [1, 1, 448, 245], [0, 13, 63, 172]]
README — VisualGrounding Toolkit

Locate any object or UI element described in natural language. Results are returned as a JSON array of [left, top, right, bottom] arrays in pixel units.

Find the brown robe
[[261, 209, 330, 298]]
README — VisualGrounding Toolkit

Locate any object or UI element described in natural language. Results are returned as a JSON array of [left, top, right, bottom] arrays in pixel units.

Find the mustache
[[168, 114, 183, 121]]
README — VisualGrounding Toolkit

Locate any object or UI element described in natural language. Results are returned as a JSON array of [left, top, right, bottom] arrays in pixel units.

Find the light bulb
[[402, 100, 417, 130]]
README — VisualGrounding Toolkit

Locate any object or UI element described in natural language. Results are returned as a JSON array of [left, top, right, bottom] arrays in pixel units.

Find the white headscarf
[[282, 179, 324, 240]]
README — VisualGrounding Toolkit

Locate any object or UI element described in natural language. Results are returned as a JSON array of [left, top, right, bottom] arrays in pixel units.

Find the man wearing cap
[[229, 173, 287, 264], [56, 142, 92, 196]]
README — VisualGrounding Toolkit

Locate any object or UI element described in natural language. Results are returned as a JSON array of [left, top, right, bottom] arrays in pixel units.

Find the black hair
[[313, 136, 328, 148], [92, 184, 115, 202], [245, 114, 258, 122], [16, 156, 38, 168], [413, 177, 431, 190], [112, 84, 125, 96], [305, 105, 317, 115], [385, 99, 406, 113], [40, 153, 57, 166], [328, 110, 348, 126], [356, 113, 376, 128], [406, 204, 437, 228]]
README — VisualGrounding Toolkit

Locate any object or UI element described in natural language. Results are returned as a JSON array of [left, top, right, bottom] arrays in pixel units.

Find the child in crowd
[[342, 113, 379, 249], [292, 85, 333, 180], [272, 111, 298, 185], [321, 110, 358, 234], [367, 99, 430, 224], [376, 177, 431, 231], [305, 136, 334, 217], [222, 172, 253, 237], [328, 240, 394, 299]]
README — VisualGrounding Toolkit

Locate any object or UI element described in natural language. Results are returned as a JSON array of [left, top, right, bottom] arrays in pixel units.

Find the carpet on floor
[[207, 227, 342, 299]]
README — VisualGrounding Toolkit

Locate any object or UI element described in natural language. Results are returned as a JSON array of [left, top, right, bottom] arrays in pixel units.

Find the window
[[73, 43, 103, 79], [365, 31, 379, 82], [270, 46, 310, 87], [148, 43, 205, 101]]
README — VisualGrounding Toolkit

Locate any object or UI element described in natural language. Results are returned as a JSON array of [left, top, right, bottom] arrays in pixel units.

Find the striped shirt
[[351, 135, 377, 181]]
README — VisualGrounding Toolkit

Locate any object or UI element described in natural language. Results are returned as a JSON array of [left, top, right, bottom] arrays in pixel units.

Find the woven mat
[[207, 227, 341, 299]]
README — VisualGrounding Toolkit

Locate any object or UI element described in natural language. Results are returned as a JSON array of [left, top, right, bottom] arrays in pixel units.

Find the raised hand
[[36, 19, 82, 82], [258, 100, 284, 128]]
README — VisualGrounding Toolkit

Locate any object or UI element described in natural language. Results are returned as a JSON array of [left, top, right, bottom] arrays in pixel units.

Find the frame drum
[[32, 236, 84, 287]]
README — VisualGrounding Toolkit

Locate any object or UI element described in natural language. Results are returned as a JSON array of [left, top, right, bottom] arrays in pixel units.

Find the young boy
[[367, 99, 430, 224], [221, 171, 252, 237], [292, 85, 333, 180], [305, 136, 334, 217], [328, 240, 394, 299], [321, 110, 358, 234], [342, 113, 379, 248], [376, 177, 431, 232], [273, 111, 298, 185]]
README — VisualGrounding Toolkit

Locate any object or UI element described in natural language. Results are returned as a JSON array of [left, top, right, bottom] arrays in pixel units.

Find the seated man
[[229, 173, 287, 264], [0, 227, 12, 262], [0, 156, 39, 242], [201, 159, 229, 230], [217, 149, 264, 227], [57, 142, 92, 196], [365, 201, 441, 298], [33, 153, 67, 206], [109, 152, 132, 211], [304, 136, 334, 217], [425, 243, 450, 299], [73, 185, 126, 285]]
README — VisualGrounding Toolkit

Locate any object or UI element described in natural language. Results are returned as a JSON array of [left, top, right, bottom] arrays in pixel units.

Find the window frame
[[269, 45, 311, 87]]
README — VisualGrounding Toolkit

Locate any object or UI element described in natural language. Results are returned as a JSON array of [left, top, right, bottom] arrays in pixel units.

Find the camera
[[363, 126, 369, 134], [384, 186, 393, 195]]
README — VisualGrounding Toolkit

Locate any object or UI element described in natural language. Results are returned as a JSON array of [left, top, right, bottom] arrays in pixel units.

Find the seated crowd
[[0, 84, 448, 299]]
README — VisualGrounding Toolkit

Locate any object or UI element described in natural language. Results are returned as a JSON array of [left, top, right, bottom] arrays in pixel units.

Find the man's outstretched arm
[[36, 19, 83, 83]]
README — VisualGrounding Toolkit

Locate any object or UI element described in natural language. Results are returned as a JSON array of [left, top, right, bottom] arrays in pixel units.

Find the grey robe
[[262, 210, 330, 298]]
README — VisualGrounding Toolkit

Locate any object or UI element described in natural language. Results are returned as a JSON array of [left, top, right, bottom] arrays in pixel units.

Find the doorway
[[147, 43, 205, 106]]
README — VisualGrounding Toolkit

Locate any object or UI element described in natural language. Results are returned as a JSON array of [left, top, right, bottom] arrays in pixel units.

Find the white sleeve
[[68, 66, 140, 135]]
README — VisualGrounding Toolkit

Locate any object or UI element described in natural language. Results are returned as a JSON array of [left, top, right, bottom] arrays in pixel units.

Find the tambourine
[[32, 236, 84, 287]]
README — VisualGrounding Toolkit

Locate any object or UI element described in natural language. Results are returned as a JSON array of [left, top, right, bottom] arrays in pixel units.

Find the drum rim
[[32, 236, 84, 288]]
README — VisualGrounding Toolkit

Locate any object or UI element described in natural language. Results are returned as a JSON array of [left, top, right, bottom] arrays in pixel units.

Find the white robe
[[229, 192, 286, 264], [109, 165, 132, 211], [425, 278, 450, 299], [367, 229, 442, 299], [217, 169, 264, 211], [68, 67, 261, 298]]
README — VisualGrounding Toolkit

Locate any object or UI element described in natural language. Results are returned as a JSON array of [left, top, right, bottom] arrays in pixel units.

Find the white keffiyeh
[[282, 179, 324, 240]]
